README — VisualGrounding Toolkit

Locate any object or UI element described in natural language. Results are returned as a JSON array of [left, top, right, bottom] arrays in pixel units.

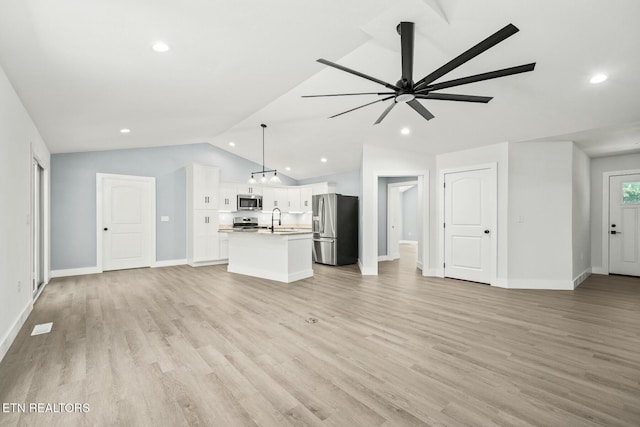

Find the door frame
[[600, 168, 640, 275], [373, 170, 430, 275], [31, 149, 49, 302], [386, 180, 418, 260], [438, 163, 498, 285], [96, 173, 157, 272]]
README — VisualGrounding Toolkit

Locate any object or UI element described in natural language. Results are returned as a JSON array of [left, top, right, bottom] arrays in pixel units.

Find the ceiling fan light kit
[[304, 22, 536, 124], [248, 124, 281, 185]]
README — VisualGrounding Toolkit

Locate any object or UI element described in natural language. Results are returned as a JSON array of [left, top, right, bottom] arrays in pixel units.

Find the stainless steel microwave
[[237, 194, 262, 211]]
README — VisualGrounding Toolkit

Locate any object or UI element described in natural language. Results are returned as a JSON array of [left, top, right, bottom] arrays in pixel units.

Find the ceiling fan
[[303, 22, 536, 124]]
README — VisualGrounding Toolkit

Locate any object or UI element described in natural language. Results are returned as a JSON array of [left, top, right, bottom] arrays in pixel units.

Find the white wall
[[436, 142, 509, 283], [508, 141, 573, 289], [590, 152, 640, 273], [0, 64, 50, 362], [360, 144, 435, 275], [572, 145, 591, 283]]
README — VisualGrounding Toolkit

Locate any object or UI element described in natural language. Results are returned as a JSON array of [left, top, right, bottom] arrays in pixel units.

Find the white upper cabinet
[[220, 183, 237, 211], [263, 187, 288, 211], [237, 184, 262, 196], [220, 181, 333, 213], [188, 164, 219, 210], [287, 188, 301, 212], [311, 182, 336, 196], [301, 187, 312, 212]]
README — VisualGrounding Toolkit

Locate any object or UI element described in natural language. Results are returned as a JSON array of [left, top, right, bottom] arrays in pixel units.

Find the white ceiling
[[1, 0, 639, 179]]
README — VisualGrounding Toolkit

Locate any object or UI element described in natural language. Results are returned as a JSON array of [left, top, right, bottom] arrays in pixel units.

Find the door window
[[622, 182, 640, 204]]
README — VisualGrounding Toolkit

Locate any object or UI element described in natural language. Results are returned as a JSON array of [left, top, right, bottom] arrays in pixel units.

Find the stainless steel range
[[232, 216, 264, 231]]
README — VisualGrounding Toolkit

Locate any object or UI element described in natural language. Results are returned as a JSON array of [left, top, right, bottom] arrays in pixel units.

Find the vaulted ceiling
[[1, 0, 639, 179]]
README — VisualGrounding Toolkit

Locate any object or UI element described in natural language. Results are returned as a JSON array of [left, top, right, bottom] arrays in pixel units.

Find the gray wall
[[402, 186, 418, 241], [378, 177, 417, 256], [51, 143, 295, 269], [297, 170, 360, 196]]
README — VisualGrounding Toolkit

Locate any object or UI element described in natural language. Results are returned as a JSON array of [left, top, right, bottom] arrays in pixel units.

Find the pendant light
[[248, 124, 281, 185]]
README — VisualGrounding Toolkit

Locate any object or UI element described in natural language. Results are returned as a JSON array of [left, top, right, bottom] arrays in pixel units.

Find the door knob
[[484, 229, 490, 234], [611, 224, 616, 228], [103, 227, 108, 231], [611, 230, 621, 235]]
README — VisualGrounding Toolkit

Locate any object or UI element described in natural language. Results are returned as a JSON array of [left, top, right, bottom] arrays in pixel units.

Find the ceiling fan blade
[[414, 23, 520, 90], [302, 92, 395, 98], [329, 96, 395, 119], [374, 101, 397, 125], [317, 59, 399, 91], [416, 93, 493, 103], [407, 99, 434, 121], [418, 63, 536, 92], [399, 22, 414, 84]]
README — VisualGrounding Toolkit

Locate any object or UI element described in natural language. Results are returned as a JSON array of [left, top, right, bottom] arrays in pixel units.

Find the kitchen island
[[223, 229, 313, 283]]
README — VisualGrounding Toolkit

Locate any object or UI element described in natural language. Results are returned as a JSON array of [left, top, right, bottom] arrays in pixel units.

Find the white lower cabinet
[[219, 233, 229, 260], [190, 210, 219, 264]]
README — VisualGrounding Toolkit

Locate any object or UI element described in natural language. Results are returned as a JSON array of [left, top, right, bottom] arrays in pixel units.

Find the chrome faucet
[[270, 208, 282, 233]]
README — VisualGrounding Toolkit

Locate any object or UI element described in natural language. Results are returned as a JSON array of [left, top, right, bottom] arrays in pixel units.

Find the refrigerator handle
[[320, 197, 325, 234]]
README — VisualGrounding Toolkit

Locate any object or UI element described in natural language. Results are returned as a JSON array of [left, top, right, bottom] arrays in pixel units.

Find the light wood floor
[[1, 245, 639, 426]]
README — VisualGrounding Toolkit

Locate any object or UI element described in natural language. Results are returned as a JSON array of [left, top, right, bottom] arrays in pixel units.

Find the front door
[[609, 174, 640, 276], [102, 176, 153, 271], [444, 168, 494, 284]]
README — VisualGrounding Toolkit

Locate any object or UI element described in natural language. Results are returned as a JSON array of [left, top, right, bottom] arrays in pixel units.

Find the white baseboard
[[378, 255, 391, 261], [399, 240, 418, 244], [357, 259, 363, 273], [416, 260, 423, 270], [153, 258, 188, 268], [506, 278, 574, 290], [0, 301, 32, 363], [423, 268, 438, 277], [591, 266, 608, 275], [33, 281, 49, 303], [573, 268, 592, 289], [188, 259, 228, 267], [491, 277, 509, 288], [50, 266, 101, 278]]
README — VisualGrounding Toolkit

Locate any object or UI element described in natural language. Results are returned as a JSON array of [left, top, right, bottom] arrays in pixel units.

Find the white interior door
[[609, 174, 640, 276], [444, 168, 494, 284], [103, 177, 153, 271], [387, 186, 401, 259]]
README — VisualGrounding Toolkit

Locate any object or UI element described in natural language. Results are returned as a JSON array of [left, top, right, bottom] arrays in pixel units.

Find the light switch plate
[[161, 216, 169, 222]]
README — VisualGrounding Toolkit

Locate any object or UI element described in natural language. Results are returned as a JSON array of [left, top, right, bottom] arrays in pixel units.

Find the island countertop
[[220, 228, 312, 236]]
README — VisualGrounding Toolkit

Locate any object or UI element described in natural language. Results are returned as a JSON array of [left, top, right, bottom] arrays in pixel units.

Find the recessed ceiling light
[[151, 41, 170, 53], [401, 127, 410, 135], [285, 166, 291, 171], [320, 157, 327, 163], [590, 73, 607, 84], [120, 128, 131, 134], [228, 142, 235, 147]]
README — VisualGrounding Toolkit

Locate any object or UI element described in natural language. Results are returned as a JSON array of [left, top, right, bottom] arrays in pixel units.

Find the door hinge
[[443, 223, 446, 228], [443, 182, 446, 188], [443, 263, 446, 268]]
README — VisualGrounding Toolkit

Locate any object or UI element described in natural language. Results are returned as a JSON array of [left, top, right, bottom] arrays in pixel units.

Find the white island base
[[226, 231, 313, 283]]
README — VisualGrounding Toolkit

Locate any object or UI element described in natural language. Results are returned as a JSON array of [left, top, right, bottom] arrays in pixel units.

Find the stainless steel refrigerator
[[312, 193, 358, 266]]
